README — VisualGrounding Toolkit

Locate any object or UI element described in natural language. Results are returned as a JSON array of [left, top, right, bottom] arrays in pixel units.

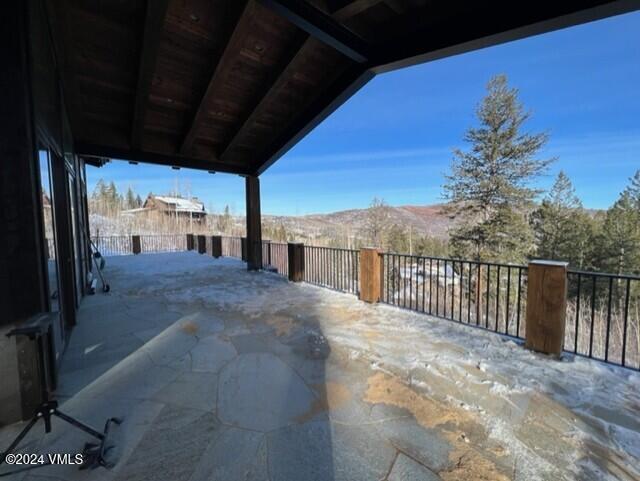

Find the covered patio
[[2, 1, 640, 480], [2, 251, 638, 481]]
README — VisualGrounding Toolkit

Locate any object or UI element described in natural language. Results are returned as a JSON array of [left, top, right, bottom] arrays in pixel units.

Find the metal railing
[[566, 270, 640, 370], [262, 241, 288, 276], [92, 235, 132, 256], [381, 253, 527, 339], [221, 236, 242, 258], [139, 234, 186, 253], [304, 246, 359, 295]]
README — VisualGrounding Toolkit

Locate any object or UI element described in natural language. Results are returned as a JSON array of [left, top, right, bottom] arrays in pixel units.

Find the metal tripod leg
[[0, 415, 39, 467]]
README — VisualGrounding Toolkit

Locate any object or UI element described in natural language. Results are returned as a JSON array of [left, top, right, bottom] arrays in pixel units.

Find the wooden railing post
[[288, 243, 304, 282], [197, 235, 206, 254], [265, 240, 272, 266], [525, 260, 568, 357], [132, 235, 141, 255], [241, 237, 247, 262], [211, 235, 222, 258], [359, 247, 383, 303], [186, 234, 194, 251]]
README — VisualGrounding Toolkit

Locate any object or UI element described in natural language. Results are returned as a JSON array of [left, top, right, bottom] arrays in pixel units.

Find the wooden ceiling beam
[[252, 64, 373, 175], [257, 0, 372, 63], [179, 0, 256, 157], [76, 143, 251, 175], [221, 2, 375, 164], [131, 0, 170, 150], [332, 0, 385, 22], [219, 34, 308, 163], [371, 0, 640, 74]]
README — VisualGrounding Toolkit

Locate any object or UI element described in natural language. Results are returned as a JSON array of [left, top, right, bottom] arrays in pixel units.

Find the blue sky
[[87, 11, 640, 216]]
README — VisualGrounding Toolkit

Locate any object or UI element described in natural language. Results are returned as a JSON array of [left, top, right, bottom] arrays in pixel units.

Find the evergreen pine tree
[[596, 170, 640, 275], [530, 171, 593, 267], [443, 74, 554, 262], [125, 186, 137, 209]]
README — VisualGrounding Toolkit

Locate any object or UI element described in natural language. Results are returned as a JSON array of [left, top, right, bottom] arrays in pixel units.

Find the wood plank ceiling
[[52, 0, 638, 175]]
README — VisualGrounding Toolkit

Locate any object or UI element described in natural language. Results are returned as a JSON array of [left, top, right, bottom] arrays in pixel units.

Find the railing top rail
[[381, 252, 528, 269], [567, 269, 640, 281], [305, 245, 359, 253]]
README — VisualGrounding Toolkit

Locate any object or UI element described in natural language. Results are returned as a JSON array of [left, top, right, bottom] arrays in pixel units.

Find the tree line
[[364, 75, 640, 276]]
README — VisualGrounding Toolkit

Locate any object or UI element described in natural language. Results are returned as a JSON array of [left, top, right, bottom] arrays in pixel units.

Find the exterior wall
[[0, 329, 22, 426], [0, 1, 48, 424], [0, 0, 88, 424]]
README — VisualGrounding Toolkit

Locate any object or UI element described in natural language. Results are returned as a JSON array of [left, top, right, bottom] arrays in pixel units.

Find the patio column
[[245, 175, 262, 270], [525, 260, 568, 357]]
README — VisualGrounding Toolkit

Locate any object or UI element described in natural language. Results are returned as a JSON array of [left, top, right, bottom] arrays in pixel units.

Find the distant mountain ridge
[[263, 203, 455, 240]]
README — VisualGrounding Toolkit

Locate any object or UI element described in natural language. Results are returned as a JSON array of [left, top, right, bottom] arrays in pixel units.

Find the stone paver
[[388, 454, 442, 481], [218, 352, 316, 432]]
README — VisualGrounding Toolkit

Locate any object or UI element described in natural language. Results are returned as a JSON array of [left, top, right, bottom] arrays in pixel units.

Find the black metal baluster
[[467, 262, 472, 324], [443, 260, 448, 318], [589, 276, 596, 358], [495, 265, 501, 332], [429, 258, 433, 314], [574, 274, 581, 353], [506, 267, 511, 335], [605, 276, 613, 362], [622, 278, 631, 367], [422, 257, 426, 312], [459, 261, 463, 322], [436, 259, 440, 316], [485, 265, 490, 329]]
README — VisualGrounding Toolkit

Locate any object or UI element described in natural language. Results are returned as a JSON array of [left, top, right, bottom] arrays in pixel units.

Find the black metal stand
[[0, 314, 122, 477]]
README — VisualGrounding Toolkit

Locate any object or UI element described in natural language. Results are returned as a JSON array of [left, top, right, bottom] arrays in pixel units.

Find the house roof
[[50, 0, 636, 175], [153, 196, 207, 214]]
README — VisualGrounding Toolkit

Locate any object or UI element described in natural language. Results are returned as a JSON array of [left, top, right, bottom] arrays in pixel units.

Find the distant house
[[124, 194, 207, 223]]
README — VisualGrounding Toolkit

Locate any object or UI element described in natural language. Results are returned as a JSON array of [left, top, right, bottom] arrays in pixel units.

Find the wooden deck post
[[186, 234, 194, 251], [211, 235, 222, 258], [197, 235, 206, 254], [288, 243, 305, 282], [359, 248, 383, 303], [525, 260, 568, 357], [132, 235, 141, 254], [245, 175, 262, 270], [241, 237, 247, 262]]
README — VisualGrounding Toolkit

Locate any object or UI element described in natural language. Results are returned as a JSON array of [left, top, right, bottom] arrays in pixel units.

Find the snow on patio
[[2, 252, 638, 481]]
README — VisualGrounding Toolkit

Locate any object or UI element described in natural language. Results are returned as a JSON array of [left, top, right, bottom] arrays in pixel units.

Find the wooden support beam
[[179, 1, 256, 156], [245, 175, 262, 270], [332, 0, 384, 22], [220, 35, 308, 163], [75, 143, 251, 175], [254, 65, 373, 175], [371, 0, 640, 74], [257, 0, 372, 62], [222, 3, 371, 165], [359, 247, 383, 303], [525, 260, 568, 357], [288, 243, 305, 282], [131, 0, 170, 150]]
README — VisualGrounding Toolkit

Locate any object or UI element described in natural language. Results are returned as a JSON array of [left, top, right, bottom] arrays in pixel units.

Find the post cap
[[529, 260, 569, 267]]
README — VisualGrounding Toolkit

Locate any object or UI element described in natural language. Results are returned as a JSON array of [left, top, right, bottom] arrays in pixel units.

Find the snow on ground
[[105, 252, 639, 480]]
